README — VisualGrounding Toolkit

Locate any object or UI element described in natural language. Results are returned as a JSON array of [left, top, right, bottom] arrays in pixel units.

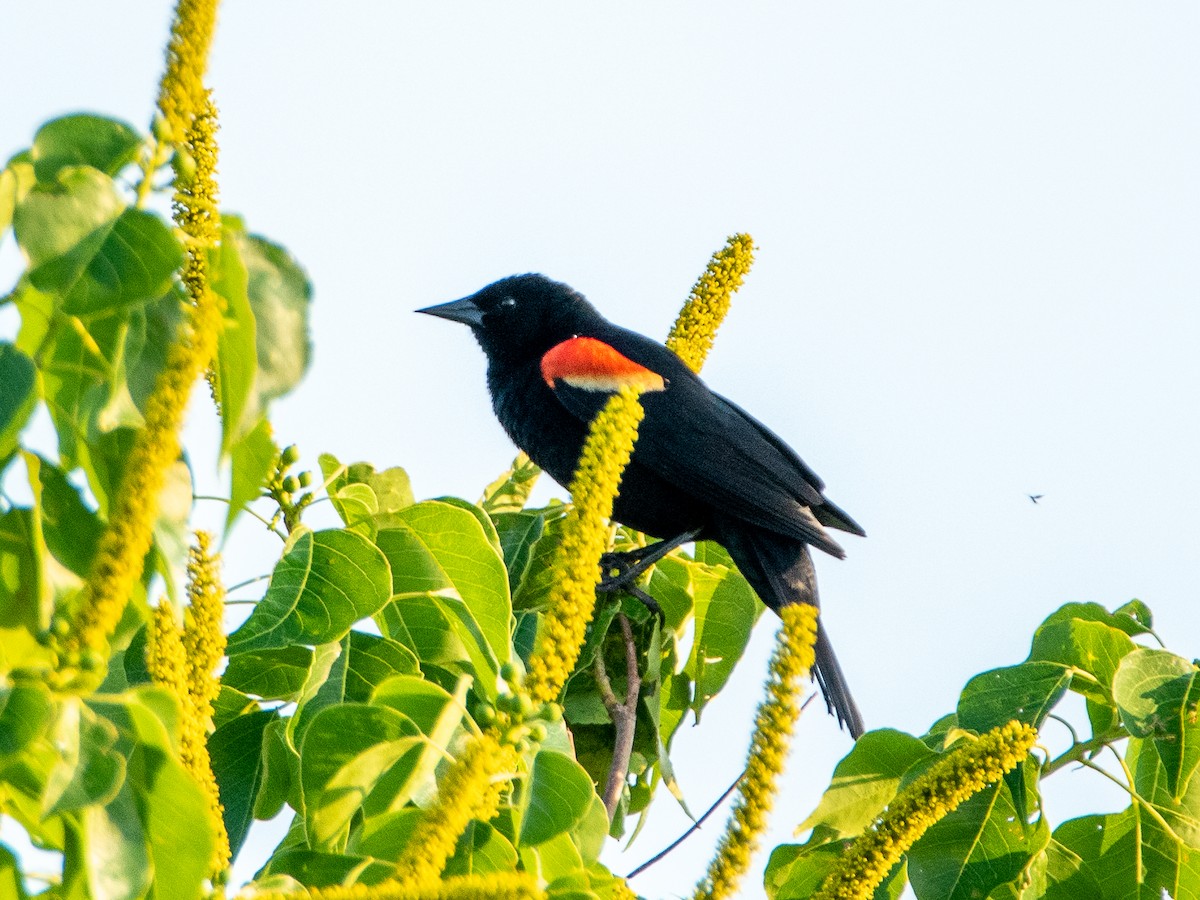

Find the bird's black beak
[[416, 296, 485, 328]]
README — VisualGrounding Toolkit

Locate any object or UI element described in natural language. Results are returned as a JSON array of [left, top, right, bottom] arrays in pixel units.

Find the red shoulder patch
[[541, 337, 666, 393]]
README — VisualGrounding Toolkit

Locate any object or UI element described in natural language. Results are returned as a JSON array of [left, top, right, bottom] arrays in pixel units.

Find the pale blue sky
[[3, 4, 1198, 896]]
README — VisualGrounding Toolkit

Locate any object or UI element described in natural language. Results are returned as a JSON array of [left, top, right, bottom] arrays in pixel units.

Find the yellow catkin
[[608, 879, 641, 900], [391, 733, 519, 888], [61, 20, 223, 667], [693, 604, 818, 900], [665, 234, 755, 373], [181, 530, 230, 878], [182, 530, 225, 731], [812, 720, 1038, 900], [147, 599, 189, 704], [523, 387, 646, 705], [255, 871, 545, 900], [156, 0, 220, 144], [145, 540, 230, 879]]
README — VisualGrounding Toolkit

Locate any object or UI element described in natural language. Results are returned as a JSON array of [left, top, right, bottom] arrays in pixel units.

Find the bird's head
[[418, 274, 600, 366]]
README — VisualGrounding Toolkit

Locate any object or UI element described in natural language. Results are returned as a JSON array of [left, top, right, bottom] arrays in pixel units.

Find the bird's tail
[[712, 522, 865, 738]]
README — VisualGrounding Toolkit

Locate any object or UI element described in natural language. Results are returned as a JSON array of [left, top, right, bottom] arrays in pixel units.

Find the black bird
[[1028, 494, 1043, 504], [419, 274, 866, 738]]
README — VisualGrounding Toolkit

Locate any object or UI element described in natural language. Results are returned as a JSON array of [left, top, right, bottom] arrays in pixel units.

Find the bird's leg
[[598, 528, 702, 594]]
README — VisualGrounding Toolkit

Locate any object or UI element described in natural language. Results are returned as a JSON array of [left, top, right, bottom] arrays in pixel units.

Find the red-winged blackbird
[[419, 274, 866, 738]]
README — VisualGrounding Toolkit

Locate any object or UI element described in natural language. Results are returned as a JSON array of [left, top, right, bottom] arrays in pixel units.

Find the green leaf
[[127, 747, 216, 900], [15, 165, 122, 266], [319, 454, 415, 535], [0, 344, 37, 463], [907, 759, 1050, 900], [1029, 617, 1136, 703], [32, 115, 142, 182], [227, 416, 277, 534], [124, 284, 184, 413], [43, 698, 125, 814], [519, 831, 588, 892], [234, 228, 313, 408], [227, 529, 392, 653], [958, 662, 1073, 733], [444, 821, 519, 877], [687, 561, 761, 719], [37, 308, 125, 469], [300, 704, 423, 851], [254, 717, 296, 821], [0, 682, 54, 755], [519, 750, 597, 847], [263, 848, 393, 889], [571, 795, 611, 865], [0, 509, 51, 655], [1052, 798, 1200, 900], [0, 842, 29, 900], [376, 500, 512, 669], [25, 452, 104, 579], [512, 512, 568, 612], [766, 841, 908, 900], [378, 592, 489, 692], [356, 808, 423, 861], [209, 708, 276, 858], [287, 639, 350, 751], [1038, 601, 1155, 639], [798, 729, 937, 838], [645, 554, 695, 631], [0, 159, 35, 236], [345, 631, 421, 702], [1113, 648, 1200, 800], [223, 645, 314, 700], [15, 166, 182, 315], [210, 227, 258, 454], [480, 451, 542, 514], [81, 783, 152, 900], [492, 511, 545, 594], [366, 675, 469, 817]]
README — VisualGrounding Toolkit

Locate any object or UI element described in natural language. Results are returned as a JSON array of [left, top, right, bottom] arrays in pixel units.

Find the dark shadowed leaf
[[0, 343, 37, 463], [209, 709, 277, 858]]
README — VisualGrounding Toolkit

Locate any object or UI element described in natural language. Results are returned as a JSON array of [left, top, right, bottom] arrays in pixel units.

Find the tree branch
[[596, 612, 641, 820]]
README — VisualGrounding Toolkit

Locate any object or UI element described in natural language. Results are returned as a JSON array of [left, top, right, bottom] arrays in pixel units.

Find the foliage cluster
[[1, 8, 1198, 900]]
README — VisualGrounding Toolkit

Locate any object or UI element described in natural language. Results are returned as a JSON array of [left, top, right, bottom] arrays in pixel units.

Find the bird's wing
[[540, 330, 856, 556]]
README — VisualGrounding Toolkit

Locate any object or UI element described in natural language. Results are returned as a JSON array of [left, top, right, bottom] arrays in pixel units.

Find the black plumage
[[419, 273, 866, 738]]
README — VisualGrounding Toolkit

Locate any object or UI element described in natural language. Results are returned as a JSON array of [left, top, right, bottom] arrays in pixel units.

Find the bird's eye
[[499, 296, 517, 309]]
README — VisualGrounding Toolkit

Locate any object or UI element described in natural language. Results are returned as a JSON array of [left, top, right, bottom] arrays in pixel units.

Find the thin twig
[[1042, 726, 1125, 777], [626, 694, 817, 880], [193, 494, 287, 539], [226, 573, 270, 594], [626, 770, 746, 880], [599, 613, 641, 820]]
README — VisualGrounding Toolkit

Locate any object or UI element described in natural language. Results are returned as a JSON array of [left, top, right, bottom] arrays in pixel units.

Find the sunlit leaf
[[227, 529, 392, 653], [519, 750, 597, 847]]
